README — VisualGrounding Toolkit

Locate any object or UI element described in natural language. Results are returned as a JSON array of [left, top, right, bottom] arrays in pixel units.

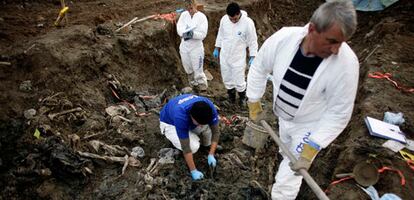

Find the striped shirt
[[276, 47, 323, 120]]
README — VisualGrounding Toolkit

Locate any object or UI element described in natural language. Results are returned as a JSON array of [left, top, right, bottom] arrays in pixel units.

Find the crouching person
[[159, 94, 220, 180]]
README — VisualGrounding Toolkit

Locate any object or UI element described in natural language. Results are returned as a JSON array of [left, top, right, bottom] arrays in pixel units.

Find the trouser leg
[[220, 59, 235, 90], [190, 47, 208, 90], [179, 49, 195, 87], [233, 64, 247, 93], [160, 122, 200, 153], [271, 119, 315, 200], [191, 125, 211, 146]]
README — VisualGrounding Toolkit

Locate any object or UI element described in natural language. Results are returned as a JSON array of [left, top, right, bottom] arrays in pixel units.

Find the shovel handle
[[335, 173, 353, 178], [260, 120, 330, 200]]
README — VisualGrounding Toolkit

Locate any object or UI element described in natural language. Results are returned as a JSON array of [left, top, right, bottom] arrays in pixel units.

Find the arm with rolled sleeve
[[176, 127, 192, 154], [309, 57, 359, 148], [176, 125, 199, 172], [192, 13, 208, 40], [173, 109, 197, 171], [246, 18, 258, 57], [208, 123, 220, 155]]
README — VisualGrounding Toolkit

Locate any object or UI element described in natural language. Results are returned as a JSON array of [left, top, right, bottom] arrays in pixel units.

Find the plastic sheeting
[[352, 0, 399, 11]]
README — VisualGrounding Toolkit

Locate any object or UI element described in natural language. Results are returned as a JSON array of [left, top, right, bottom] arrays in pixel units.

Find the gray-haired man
[[246, 1, 359, 199]]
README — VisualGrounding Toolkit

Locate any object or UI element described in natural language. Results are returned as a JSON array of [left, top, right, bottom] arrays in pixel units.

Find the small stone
[[144, 174, 154, 183], [39, 168, 52, 176], [131, 146, 145, 158], [24, 108, 37, 119], [37, 23, 44, 28], [181, 87, 193, 94], [145, 184, 153, 191], [36, 16, 45, 22], [111, 115, 123, 124], [105, 73, 113, 79], [204, 69, 213, 81], [96, 24, 113, 35], [19, 80, 32, 92]]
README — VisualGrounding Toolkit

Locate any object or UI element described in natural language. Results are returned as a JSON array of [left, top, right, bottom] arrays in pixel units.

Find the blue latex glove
[[248, 56, 255, 66], [207, 154, 217, 167], [190, 169, 204, 180], [183, 31, 193, 41], [213, 48, 219, 58]]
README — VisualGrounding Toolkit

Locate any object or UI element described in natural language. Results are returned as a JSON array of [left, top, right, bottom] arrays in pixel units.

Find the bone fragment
[[48, 107, 82, 120]]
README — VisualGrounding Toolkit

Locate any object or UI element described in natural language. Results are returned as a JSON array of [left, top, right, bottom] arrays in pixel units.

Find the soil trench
[[0, 0, 413, 199]]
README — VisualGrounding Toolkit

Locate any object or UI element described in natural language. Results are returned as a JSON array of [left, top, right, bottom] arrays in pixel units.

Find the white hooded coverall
[[215, 10, 258, 92], [177, 10, 208, 87], [246, 25, 359, 199]]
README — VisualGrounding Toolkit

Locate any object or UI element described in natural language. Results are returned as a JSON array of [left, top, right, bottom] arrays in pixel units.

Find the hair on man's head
[[190, 101, 213, 125], [226, 2, 241, 17]]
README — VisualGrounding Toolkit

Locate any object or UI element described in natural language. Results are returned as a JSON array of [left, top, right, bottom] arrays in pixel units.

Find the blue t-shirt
[[160, 94, 219, 139]]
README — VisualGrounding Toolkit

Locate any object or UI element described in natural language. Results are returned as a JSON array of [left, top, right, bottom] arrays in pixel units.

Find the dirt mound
[[1, 0, 413, 199]]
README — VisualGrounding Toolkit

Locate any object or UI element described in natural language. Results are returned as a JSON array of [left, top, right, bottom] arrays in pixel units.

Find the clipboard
[[364, 116, 406, 144]]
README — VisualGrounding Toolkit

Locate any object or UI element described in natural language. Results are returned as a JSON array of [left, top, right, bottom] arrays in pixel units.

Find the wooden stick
[[115, 15, 156, 33], [115, 17, 138, 33], [0, 62, 11, 66]]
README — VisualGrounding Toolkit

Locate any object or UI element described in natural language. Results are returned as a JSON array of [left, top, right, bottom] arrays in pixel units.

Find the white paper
[[406, 139, 414, 151], [366, 116, 406, 143], [382, 140, 405, 152]]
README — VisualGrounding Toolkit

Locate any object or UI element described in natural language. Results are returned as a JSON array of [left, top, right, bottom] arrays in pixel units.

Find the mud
[[1, 0, 413, 199]]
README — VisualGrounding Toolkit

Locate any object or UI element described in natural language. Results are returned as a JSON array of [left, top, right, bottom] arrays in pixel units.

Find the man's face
[[307, 22, 346, 58], [229, 13, 241, 23], [187, 4, 197, 16]]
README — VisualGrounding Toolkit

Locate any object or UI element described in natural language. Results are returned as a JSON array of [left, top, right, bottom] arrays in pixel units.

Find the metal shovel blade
[[336, 162, 379, 187]]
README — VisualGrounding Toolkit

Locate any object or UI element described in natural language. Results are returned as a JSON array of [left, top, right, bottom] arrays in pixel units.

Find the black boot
[[227, 89, 236, 103], [238, 90, 246, 107]]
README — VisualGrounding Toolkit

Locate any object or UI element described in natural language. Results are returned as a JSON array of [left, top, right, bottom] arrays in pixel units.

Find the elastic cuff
[[247, 98, 260, 103], [307, 140, 321, 151]]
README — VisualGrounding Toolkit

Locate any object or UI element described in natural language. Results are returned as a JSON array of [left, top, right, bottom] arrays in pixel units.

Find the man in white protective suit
[[213, 2, 258, 106], [177, 0, 208, 91], [246, 1, 359, 199]]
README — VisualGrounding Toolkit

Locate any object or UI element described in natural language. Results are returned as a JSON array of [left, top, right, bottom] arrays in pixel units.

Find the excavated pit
[[0, 0, 413, 199]]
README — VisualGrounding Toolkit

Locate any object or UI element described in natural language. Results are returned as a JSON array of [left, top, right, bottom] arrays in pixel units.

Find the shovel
[[260, 120, 330, 200], [335, 162, 379, 187], [209, 165, 216, 179]]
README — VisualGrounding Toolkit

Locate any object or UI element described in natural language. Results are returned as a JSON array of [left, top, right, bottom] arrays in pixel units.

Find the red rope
[[325, 176, 353, 193], [368, 72, 414, 93], [220, 115, 232, 126], [154, 12, 177, 23], [326, 166, 406, 193], [109, 86, 149, 117], [378, 166, 405, 186]]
